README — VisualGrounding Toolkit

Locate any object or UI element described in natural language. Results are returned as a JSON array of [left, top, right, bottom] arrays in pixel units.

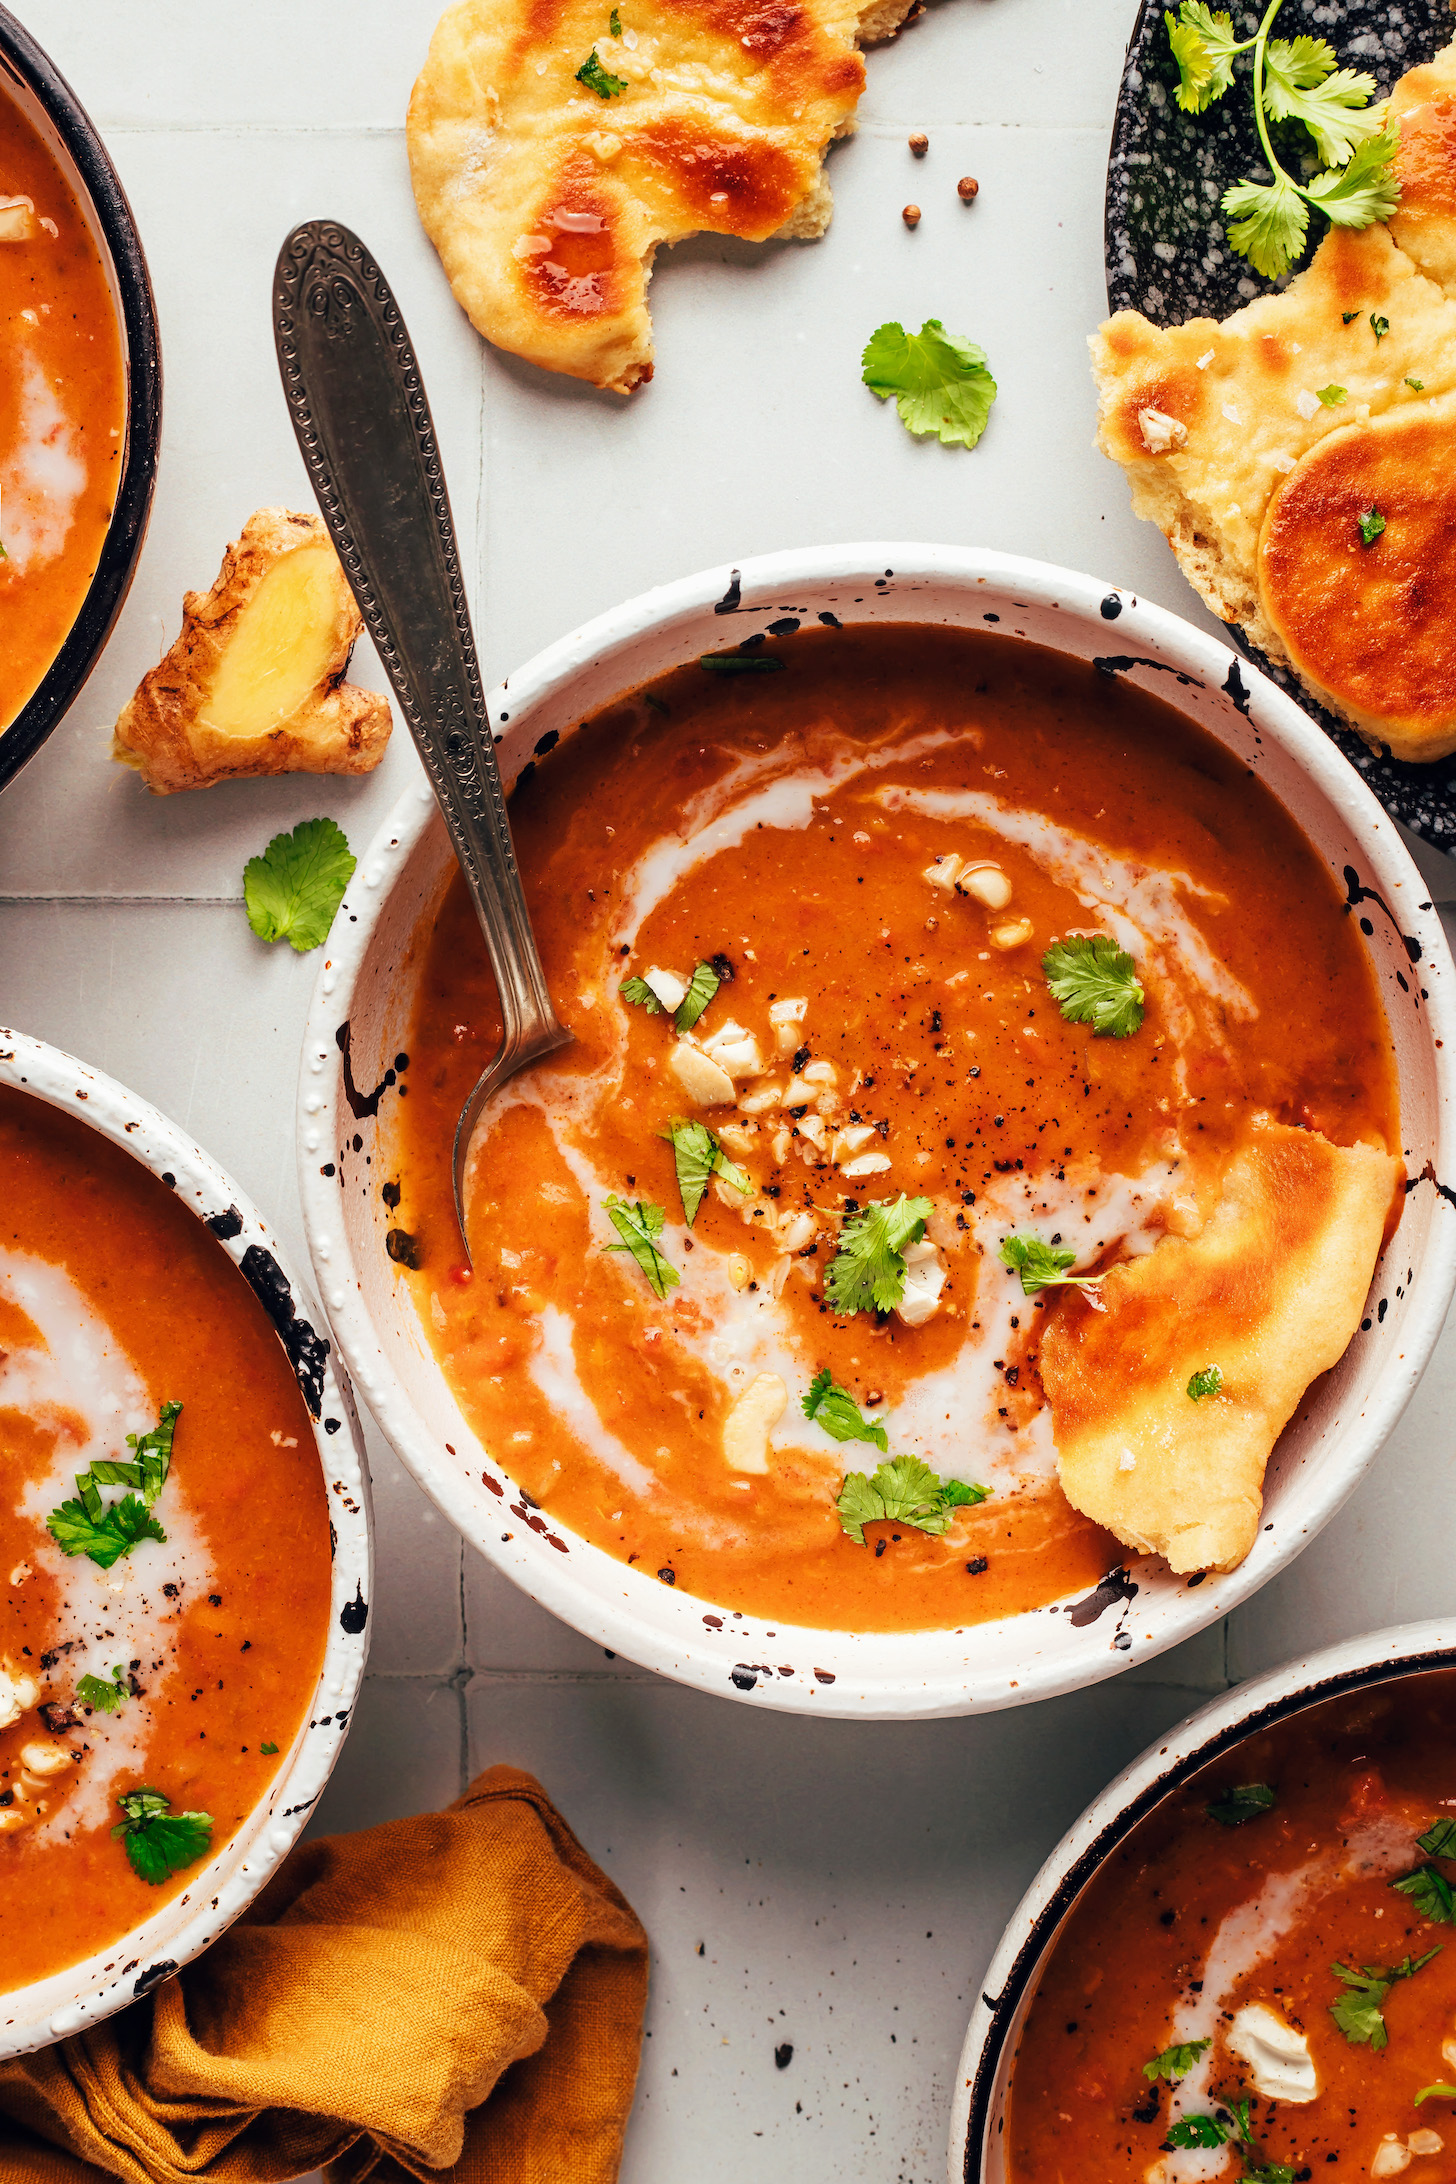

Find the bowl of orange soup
[[949, 1618, 1456, 2184], [297, 546, 1456, 1718], [0, 5, 160, 792], [0, 1028, 369, 2058]]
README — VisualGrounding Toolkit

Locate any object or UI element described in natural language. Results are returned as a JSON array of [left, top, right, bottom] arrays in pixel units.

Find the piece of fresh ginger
[[112, 508, 391, 793]]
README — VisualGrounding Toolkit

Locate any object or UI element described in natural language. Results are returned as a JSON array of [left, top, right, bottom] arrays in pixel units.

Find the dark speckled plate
[[1105, 0, 1456, 852]]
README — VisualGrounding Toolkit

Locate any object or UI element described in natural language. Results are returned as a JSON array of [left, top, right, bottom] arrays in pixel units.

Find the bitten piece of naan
[[1039, 1121, 1399, 1575], [407, 0, 913, 392]]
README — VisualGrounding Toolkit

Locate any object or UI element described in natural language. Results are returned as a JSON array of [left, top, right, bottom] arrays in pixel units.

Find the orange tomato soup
[[0, 1088, 332, 1992], [386, 625, 1398, 1632], [1008, 1672, 1456, 2184], [0, 87, 125, 728]]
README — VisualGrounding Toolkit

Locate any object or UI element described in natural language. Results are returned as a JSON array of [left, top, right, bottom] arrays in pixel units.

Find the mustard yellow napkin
[[0, 1765, 648, 2184]]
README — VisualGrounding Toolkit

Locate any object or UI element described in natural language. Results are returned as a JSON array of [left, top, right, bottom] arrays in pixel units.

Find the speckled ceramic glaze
[[1105, 0, 1456, 847], [0, 1029, 371, 2060], [947, 1616, 1456, 2183], [299, 546, 1456, 1721]]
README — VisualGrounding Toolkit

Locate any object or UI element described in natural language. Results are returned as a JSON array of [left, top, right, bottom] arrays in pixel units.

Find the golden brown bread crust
[[1040, 1122, 1400, 1575], [1390, 34, 1456, 291], [407, 0, 912, 393], [112, 510, 391, 796], [1257, 400, 1456, 761]]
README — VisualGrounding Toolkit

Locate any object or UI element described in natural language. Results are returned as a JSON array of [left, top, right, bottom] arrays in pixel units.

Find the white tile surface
[[3, 1, 1453, 2179]]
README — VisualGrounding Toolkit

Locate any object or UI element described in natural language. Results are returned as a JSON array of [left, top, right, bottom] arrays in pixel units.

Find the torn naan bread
[[407, 0, 914, 393], [1039, 1121, 1399, 1575]]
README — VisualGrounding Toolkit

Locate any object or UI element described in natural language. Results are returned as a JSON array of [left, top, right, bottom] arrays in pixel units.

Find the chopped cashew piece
[[801, 1060, 836, 1085], [1442, 2035, 1456, 2073], [955, 861, 1013, 911], [701, 1020, 766, 1079], [722, 1372, 787, 1473], [798, 1113, 828, 1149], [783, 1075, 819, 1105], [896, 1237, 945, 1326], [1138, 406, 1188, 454], [777, 1209, 816, 1252], [643, 965, 688, 1011], [1226, 2004, 1318, 2104], [0, 1666, 39, 1728], [989, 917, 1035, 951], [768, 998, 808, 1058], [1372, 2138, 1412, 2178], [1408, 2131, 1444, 2157], [770, 1126, 792, 1162], [669, 1041, 736, 1107], [832, 1124, 878, 1162], [924, 853, 962, 891], [841, 1150, 892, 1177], [19, 1739, 74, 1777], [717, 1122, 757, 1156], [0, 195, 36, 242], [739, 1083, 783, 1114]]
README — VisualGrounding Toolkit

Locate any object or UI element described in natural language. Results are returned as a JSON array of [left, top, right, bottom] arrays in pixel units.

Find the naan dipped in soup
[[381, 625, 1401, 1631], [1009, 1672, 1456, 2184], [1, 1090, 333, 1992]]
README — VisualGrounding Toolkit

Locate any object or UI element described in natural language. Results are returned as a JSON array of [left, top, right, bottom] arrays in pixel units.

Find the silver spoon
[[273, 220, 571, 1254]]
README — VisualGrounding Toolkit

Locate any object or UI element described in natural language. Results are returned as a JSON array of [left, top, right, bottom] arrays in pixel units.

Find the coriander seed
[[902, 203, 921, 227], [909, 132, 928, 156], [957, 175, 979, 201]]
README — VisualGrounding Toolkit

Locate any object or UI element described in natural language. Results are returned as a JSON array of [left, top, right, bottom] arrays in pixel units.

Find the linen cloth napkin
[[0, 1765, 649, 2184]]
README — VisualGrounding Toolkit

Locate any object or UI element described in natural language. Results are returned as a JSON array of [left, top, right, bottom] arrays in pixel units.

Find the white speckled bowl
[[0, 1028, 371, 2059], [947, 1616, 1456, 2183], [297, 545, 1456, 1720]]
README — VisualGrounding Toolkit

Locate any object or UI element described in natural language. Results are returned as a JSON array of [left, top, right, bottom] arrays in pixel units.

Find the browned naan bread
[[1039, 1121, 1399, 1575], [1089, 32, 1456, 761], [407, 0, 914, 393]]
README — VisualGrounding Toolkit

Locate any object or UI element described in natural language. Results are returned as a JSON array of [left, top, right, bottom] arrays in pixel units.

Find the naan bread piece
[[1039, 1121, 1399, 1576], [1390, 32, 1456, 293], [1257, 396, 1456, 761], [407, 0, 912, 393]]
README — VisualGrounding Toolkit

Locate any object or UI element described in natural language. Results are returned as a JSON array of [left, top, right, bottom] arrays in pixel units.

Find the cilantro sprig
[[244, 817, 356, 953], [862, 320, 997, 449], [835, 1456, 987, 1546], [1206, 1781, 1276, 1826], [662, 1117, 749, 1226], [1165, 0, 1399, 281], [1389, 1818, 1456, 1924], [1187, 1365, 1224, 1401], [1419, 1819, 1456, 1859], [112, 1787, 214, 1886], [1167, 2094, 1294, 2182], [620, 960, 721, 1033], [576, 47, 627, 96], [998, 1233, 1103, 1301], [803, 1369, 889, 1452], [602, 1195, 679, 1298], [78, 1667, 131, 1714], [47, 1400, 181, 1570], [1358, 506, 1387, 547], [1329, 1950, 1440, 2048], [824, 1194, 933, 1316], [1042, 934, 1145, 1038], [1144, 2037, 1211, 2084]]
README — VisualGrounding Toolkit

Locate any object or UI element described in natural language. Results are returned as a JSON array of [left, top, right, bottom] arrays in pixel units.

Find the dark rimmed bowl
[[948, 1618, 1456, 2181], [0, 3, 160, 793]]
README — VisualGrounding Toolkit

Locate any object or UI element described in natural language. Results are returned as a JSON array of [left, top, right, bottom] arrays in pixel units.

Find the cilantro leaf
[[112, 1787, 214, 1886], [609, 5, 621, 28], [602, 1195, 679, 1297], [698, 651, 786, 673], [1416, 2085, 1456, 2105], [834, 1455, 987, 1546], [48, 1492, 166, 1570], [620, 976, 663, 1014], [662, 1117, 749, 1225], [1144, 2038, 1211, 2084], [127, 1398, 181, 1508], [260, 1740, 279, 1756], [576, 48, 627, 96], [1166, 2114, 1233, 2149], [1206, 1781, 1276, 1826], [824, 1194, 933, 1316], [1329, 1951, 1440, 2048], [1418, 1819, 1456, 1859], [1261, 37, 1381, 167], [1244, 2160, 1296, 2184], [1305, 132, 1401, 231], [998, 1232, 1104, 1301], [674, 960, 720, 1034], [1316, 384, 1347, 405], [803, 1369, 889, 1452], [1358, 506, 1386, 546], [77, 1668, 129, 1714], [244, 817, 356, 953], [861, 320, 997, 450], [1042, 934, 1145, 1038], [1221, 173, 1310, 282], [1167, 2, 1245, 110], [1392, 1862, 1456, 1924], [1370, 311, 1391, 342], [1187, 1364, 1224, 1401], [1408, 376, 1426, 391]]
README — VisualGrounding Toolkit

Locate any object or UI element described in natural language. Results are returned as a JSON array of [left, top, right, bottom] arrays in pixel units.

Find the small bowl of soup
[[0, 1027, 369, 2058], [950, 1618, 1456, 2184], [297, 546, 1456, 1718], [0, 8, 160, 792]]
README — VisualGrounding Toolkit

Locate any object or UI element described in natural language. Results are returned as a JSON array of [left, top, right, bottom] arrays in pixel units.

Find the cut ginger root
[[112, 508, 392, 794]]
